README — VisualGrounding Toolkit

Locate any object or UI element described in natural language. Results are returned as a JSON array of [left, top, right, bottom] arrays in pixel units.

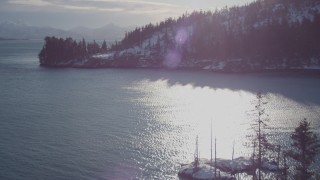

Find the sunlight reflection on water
[[2, 41, 320, 180], [129, 80, 254, 158], [124, 78, 320, 179]]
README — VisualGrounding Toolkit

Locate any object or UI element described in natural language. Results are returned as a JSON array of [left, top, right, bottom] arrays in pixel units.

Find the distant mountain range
[[70, 24, 132, 41], [0, 20, 130, 40]]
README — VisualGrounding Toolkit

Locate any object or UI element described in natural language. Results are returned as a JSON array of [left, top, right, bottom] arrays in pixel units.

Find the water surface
[[0, 40, 319, 179]]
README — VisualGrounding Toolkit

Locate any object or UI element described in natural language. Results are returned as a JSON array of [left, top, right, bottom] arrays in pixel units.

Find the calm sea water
[[0, 40, 319, 180]]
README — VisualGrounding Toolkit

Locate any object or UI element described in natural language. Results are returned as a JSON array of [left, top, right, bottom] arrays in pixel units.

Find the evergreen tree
[[288, 119, 320, 180], [39, 36, 90, 66], [87, 40, 100, 55], [81, 38, 87, 56], [249, 92, 274, 180], [101, 40, 108, 53]]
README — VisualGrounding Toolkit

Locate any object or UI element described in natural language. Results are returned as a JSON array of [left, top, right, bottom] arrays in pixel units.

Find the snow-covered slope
[[84, 0, 320, 71]]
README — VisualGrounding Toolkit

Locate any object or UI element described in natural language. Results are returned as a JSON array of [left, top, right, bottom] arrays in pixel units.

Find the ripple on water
[[1, 61, 320, 179]]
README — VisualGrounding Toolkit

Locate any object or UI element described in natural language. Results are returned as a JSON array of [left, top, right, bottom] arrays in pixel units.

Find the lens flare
[[163, 50, 181, 68], [175, 28, 188, 46], [163, 28, 189, 68]]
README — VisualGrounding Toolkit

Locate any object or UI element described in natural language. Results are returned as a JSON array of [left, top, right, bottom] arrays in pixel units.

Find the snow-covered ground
[[178, 157, 282, 180], [84, 0, 320, 71]]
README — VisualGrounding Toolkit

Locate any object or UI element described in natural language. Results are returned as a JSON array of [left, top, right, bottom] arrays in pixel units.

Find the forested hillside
[[39, 0, 320, 71]]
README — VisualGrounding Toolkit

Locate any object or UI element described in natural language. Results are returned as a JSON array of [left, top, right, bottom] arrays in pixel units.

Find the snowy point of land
[[92, 53, 114, 59], [178, 157, 281, 180]]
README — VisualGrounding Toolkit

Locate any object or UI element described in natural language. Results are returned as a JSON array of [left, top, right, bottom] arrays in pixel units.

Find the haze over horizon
[[0, 0, 255, 30]]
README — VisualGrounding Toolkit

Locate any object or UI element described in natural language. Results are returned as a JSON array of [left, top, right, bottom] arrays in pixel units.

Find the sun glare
[[129, 79, 255, 160]]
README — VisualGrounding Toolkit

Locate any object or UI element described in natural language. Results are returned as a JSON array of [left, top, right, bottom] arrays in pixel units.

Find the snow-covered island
[[39, 0, 320, 72]]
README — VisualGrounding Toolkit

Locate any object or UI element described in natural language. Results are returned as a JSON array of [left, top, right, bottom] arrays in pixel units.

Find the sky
[[0, 0, 255, 29]]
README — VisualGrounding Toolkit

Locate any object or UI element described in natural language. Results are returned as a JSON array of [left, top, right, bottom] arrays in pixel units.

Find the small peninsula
[[39, 0, 320, 72]]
